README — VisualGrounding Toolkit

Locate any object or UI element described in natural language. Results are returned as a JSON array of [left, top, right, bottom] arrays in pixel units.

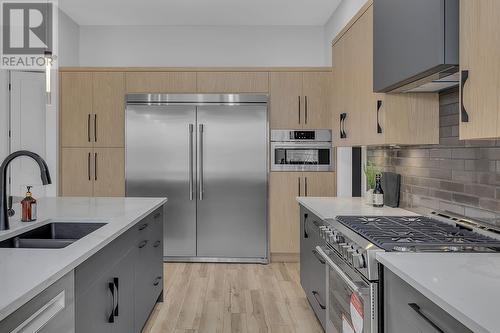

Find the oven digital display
[[290, 131, 315, 140]]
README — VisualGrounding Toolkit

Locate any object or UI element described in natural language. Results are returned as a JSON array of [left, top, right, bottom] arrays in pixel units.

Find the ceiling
[[59, 0, 342, 26]]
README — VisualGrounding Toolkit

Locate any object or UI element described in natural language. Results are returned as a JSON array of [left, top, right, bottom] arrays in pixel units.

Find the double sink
[[0, 222, 107, 249]]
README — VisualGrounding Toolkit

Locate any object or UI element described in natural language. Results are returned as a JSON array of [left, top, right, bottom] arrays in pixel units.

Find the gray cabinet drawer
[[384, 267, 473, 333], [0, 271, 75, 333], [75, 226, 136, 296]]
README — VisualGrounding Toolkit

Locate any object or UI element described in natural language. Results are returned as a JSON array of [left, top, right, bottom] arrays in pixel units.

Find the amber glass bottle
[[21, 186, 37, 222]]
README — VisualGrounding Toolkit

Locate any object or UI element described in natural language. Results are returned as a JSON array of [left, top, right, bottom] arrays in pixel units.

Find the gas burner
[[359, 217, 381, 223], [398, 217, 422, 222]]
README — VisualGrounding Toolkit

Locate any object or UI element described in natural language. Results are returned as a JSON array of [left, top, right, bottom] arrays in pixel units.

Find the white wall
[[79, 25, 326, 67], [58, 10, 80, 66], [323, 0, 368, 65], [0, 70, 8, 161]]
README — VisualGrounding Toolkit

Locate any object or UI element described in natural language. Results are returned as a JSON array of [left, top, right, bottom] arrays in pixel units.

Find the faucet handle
[[7, 196, 16, 217]]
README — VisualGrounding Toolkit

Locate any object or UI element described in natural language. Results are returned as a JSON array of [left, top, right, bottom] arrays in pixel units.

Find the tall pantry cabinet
[[60, 72, 125, 197]]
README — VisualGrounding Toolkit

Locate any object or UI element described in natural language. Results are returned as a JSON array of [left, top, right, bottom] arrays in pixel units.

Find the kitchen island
[[377, 252, 500, 333], [0, 197, 167, 332]]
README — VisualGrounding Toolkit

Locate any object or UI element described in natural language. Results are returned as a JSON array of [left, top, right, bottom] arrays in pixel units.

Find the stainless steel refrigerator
[[125, 94, 268, 263]]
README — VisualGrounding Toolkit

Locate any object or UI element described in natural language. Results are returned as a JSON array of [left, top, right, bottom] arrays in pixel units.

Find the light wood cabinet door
[[270, 172, 302, 254], [93, 73, 125, 148], [196, 72, 269, 93], [270, 72, 303, 129], [60, 73, 93, 148], [60, 148, 93, 196], [93, 148, 125, 197], [302, 172, 336, 197], [460, 0, 500, 140], [125, 72, 197, 93], [332, 41, 345, 145], [303, 72, 332, 129], [341, 23, 362, 146]]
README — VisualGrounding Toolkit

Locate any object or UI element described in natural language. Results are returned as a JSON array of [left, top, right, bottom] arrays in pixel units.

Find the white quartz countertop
[[0, 197, 167, 321], [377, 252, 500, 333], [296, 197, 417, 220]]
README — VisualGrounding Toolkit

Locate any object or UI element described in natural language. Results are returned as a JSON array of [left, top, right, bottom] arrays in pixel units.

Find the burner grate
[[336, 215, 500, 252]]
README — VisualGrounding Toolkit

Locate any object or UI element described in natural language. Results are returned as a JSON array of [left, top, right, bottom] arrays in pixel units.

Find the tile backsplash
[[368, 89, 500, 227]]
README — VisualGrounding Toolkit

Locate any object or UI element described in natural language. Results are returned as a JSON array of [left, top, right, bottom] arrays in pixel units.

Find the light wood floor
[[142, 263, 324, 333]]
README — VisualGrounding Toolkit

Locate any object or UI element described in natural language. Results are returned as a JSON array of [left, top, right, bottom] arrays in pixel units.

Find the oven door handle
[[316, 246, 360, 293]]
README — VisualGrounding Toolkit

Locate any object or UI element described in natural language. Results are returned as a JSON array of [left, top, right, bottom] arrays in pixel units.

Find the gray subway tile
[[464, 184, 495, 199], [452, 193, 480, 207], [440, 181, 464, 192]]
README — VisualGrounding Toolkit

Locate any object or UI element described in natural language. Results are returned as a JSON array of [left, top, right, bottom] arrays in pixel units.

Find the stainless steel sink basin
[[0, 222, 107, 249]]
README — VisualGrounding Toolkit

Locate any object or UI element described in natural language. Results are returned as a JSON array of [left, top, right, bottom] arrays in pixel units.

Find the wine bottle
[[373, 174, 384, 208]]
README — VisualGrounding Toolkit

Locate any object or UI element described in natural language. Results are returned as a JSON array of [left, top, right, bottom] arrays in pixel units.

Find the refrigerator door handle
[[189, 124, 194, 201], [198, 124, 204, 200]]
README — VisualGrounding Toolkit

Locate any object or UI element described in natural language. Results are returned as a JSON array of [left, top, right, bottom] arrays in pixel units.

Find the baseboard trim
[[271, 253, 299, 263]]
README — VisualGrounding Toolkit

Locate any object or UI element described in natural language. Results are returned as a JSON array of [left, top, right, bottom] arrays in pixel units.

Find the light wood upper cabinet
[[93, 148, 125, 197], [60, 73, 93, 148], [270, 71, 332, 129], [196, 72, 269, 93], [125, 72, 197, 93], [60, 148, 93, 196], [302, 72, 332, 129], [270, 72, 303, 129], [93, 73, 125, 147], [331, 4, 439, 147], [459, 0, 500, 140]]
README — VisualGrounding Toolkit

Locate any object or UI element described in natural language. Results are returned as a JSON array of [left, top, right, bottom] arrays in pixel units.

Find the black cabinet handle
[[138, 240, 148, 248], [153, 240, 161, 248], [87, 153, 91, 181], [303, 213, 309, 239], [87, 114, 91, 142], [377, 100, 383, 133], [340, 113, 347, 139], [94, 114, 98, 142], [312, 291, 326, 310], [94, 152, 97, 181], [298, 96, 301, 124], [461, 70, 469, 123], [153, 276, 162, 286], [113, 277, 119, 317], [139, 223, 148, 231], [312, 249, 326, 265], [305, 96, 308, 124], [108, 282, 115, 323], [408, 303, 445, 333], [153, 212, 161, 219]]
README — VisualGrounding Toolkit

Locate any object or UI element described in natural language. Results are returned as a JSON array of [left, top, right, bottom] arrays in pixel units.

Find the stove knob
[[352, 252, 366, 269], [346, 248, 356, 262], [340, 244, 351, 256]]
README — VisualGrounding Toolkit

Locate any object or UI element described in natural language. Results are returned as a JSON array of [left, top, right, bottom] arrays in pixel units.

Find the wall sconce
[[44, 50, 52, 105]]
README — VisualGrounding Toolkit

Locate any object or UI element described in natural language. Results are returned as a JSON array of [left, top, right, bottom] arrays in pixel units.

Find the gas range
[[320, 213, 500, 281]]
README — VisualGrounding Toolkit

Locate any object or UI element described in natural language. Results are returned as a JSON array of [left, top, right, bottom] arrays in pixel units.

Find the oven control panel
[[320, 225, 367, 270], [290, 131, 315, 140]]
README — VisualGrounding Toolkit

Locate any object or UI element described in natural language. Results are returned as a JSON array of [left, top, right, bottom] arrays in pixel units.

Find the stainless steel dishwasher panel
[[126, 105, 197, 257], [196, 105, 268, 258]]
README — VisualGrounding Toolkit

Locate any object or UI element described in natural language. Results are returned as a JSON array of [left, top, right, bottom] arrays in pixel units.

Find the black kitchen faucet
[[0, 151, 52, 231]]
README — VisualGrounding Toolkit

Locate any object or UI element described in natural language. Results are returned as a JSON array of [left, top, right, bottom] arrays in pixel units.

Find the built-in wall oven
[[271, 130, 333, 172], [316, 246, 378, 333]]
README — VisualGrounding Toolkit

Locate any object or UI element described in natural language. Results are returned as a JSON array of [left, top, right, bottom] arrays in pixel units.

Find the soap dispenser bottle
[[21, 186, 37, 222]]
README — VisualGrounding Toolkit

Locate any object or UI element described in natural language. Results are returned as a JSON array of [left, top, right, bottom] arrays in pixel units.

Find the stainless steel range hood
[[373, 0, 459, 93]]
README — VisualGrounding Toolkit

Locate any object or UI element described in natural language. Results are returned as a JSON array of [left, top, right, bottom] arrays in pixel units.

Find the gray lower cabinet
[[299, 206, 326, 329], [384, 267, 473, 333], [0, 271, 75, 333], [75, 207, 164, 333]]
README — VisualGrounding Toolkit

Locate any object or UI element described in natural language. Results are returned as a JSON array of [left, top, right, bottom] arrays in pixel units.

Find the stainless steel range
[[315, 213, 500, 333]]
